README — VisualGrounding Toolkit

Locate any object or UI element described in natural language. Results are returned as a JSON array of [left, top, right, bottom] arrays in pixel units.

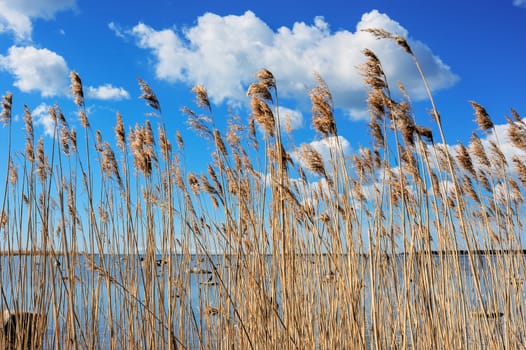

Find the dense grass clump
[[1, 29, 525, 349]]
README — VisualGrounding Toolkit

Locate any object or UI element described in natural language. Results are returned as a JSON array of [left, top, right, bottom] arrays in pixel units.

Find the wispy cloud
[[513, 0, 526, 8], [108, 21, 126, 39], [120, 10, 458, 120]]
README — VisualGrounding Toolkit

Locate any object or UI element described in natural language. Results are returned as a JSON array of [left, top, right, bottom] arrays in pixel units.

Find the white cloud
[[86, 84, 130, 101], [476, 118, 526, 168], [427, 117, 526, 177], [278, 106, 303, 131], [0, 2, 32, 41], [0, 46, 69, 97], [32, 103, 54, 136], [438, 179, 455, 198], [513, 0, 526, 8], [126, 10, 458, 120], [0, 0, 76, 41], [310, 136, 352, 160], [292, 135, 353, 175]]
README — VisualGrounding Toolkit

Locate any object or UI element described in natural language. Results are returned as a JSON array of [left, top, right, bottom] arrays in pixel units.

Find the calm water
[[1, 252, 524, 348]]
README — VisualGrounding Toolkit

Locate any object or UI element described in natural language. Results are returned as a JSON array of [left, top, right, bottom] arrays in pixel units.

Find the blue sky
[[0, 0, 525, 175]]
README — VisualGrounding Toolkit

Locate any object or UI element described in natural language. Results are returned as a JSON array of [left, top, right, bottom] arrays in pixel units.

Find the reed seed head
[[250, 95, 275, 137], [462, 175, 480, 203], [211, 129, 226, 157], [361, 49, 387, 91], [456, 142, 476, 177], [506, 117, 526, 152], [101, 142, 123, 188], [183, 106, 214, 140], [255, 68, 275, 88], [310, 73, 336, 136], [511, 108, 521, 122], [362, 28, 413, 55], [488, 140, 507, 169], [176, 130, 184, 150], [23, 105, 34, 139], [158, 125, 172, 160], [8, 158, 17, 185], [115, 112, 126, 151], [36, 138, 50, 182], [298, 143, 328, 179], [415, 126, 433, 143], [247, 82, 273, 102], [70, 71, 84, 106], [138, 78, 161, 112], [0, 92, 12, 126], [192, 83, 211, 112], [512, 156, 526, 188], [368, 116, 384, 148], [469, 132, 491, 168], [61, 128, 71, 156], [470, 101, 494, 131]]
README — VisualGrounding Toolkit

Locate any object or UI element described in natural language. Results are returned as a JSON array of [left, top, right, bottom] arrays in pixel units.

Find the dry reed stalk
[[1, 42, 525, 349]]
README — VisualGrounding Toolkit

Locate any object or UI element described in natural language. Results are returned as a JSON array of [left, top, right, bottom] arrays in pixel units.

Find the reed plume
[[192, 83, 212, 112], [115, 112, 126, 151], [70, 71, 84, 107], [297, 143, 328, 180], [0, 92, 12, 126], [507, 117, 526, 152], [1, 39, 525, 350], [310, 73, 336, 136], [470, 101, 494, 131], [138, 78, 161, 112]]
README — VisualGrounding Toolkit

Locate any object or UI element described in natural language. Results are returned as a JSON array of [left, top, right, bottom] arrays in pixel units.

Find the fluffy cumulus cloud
[[513, 0, 526, 8], [86, 84, 130, 101], [126, 10, 458, 120], [0, 0, 76, 40], [0, 46, 69, 97]]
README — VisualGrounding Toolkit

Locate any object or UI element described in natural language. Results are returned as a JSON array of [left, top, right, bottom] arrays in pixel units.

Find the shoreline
[[1, 249, 526, 257]]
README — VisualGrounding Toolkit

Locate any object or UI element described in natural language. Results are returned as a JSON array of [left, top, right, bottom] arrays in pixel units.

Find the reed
[[0, 29, 525, 349]]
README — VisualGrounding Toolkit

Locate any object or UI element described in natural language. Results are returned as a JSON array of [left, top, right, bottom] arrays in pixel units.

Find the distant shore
[[0, 250, 68, 256], [1, 249, 526, 257]]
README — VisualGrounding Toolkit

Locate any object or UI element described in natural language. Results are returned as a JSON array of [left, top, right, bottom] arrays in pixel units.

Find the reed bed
[[1, 29, 525, 349]]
